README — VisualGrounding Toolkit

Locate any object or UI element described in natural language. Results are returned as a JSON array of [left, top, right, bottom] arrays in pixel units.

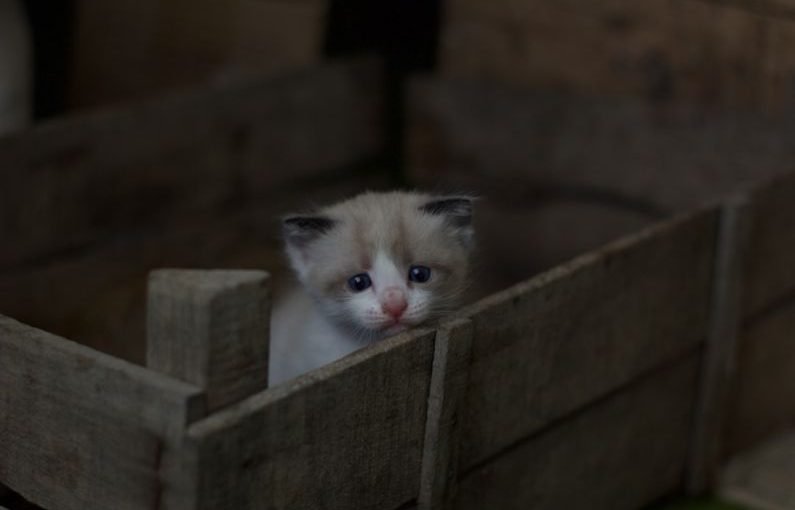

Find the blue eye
[[347, 273, 372, 292], [408, 265, 431, 283]]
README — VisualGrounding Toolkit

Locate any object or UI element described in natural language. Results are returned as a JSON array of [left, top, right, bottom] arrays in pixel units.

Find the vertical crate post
[[146, 269, 271, 412], [687, 196, 751, 493], [419, 318, 474, 510]]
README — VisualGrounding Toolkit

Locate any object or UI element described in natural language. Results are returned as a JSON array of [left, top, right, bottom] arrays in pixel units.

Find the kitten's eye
[[347, 273, 372, 292], [408, 265, 431, 283]]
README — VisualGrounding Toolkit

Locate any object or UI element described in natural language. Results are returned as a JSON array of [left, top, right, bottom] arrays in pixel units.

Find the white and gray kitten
[[269, 191, 474, 385]]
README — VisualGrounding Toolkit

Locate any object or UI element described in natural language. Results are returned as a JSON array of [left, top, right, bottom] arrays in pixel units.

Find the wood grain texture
[[453, 354, 701, 510], [455, 209, 717, 469], [687, 196, 751, 493], [147, 269, 270, 411], [725, 172, 795, 456], [0, 58, 384, 272], [742, 172, 795, 319], [727, 306, 795, 456], [0, 315, 204, 510], [184, 329, 436, 510], [418, 319, 473, 510], [440, 0, 795, 109]]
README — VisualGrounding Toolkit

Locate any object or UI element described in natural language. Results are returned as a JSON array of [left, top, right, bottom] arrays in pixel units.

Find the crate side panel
[[743, 173, 795, 318], [727, 306, 795, 455], [187, 330, 436, 510], [0, 316, 203, 510], [458, 209, 717, 468], [454, 354, 700, 510]]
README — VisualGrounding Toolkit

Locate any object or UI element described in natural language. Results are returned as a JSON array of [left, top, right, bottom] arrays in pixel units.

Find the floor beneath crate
[[719, 431, 795, 510]]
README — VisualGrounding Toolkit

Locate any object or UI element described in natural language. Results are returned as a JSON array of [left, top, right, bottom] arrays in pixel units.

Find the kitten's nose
[[381, 287, 408, 318]]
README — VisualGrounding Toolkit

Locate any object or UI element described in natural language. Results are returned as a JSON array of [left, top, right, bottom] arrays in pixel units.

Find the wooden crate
[[0, 204, 723, 509], [2, 169, 795, 508]]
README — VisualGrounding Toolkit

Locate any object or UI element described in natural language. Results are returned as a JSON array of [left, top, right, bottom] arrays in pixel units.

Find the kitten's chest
[[269, 287, 362, 384]]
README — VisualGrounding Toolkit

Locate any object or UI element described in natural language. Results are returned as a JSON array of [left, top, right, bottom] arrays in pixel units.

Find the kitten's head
[[282, 191, 474, 341]]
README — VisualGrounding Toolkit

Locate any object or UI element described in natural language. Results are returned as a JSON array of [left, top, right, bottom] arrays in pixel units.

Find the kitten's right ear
[[282, 216, 336, 247], [420, 196, 476, 247]]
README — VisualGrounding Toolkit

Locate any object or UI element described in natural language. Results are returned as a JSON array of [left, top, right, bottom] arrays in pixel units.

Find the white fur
[[345, 251, 429, 332], [269, 286, 366, 385], [269, 251, 432, 385]]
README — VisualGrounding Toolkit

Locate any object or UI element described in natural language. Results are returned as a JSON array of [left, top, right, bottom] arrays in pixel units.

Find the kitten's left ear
[[281, 215, 337, 283], [420, 196, 475, 246], [420, 196, 474, 226], [282, 215, 336, 247]]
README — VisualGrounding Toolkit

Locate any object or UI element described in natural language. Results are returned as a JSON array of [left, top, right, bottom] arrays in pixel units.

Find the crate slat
[[0, 315, 204, 510], [418, 319, 474, 510], [147, 269, 271, 412], [726, 172, 795, 456], [453, 354, 701, 510], [183, 329, 436, 510]]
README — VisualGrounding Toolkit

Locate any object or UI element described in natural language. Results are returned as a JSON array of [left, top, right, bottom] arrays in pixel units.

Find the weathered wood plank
[[418, 319, 473, 510], [184, 329, 436, 510], [0, 57, 384, 271], [686, 196, 751, 493], [453, 354, 701, 510], [456, 209, 717, 469], [726, 306, 795, 456], [0, 315, 205, 510], [147, 269, 270, 411], [724, 172, 795, 456], [742, 172, 795, 319], [440, 0, 795, 109]]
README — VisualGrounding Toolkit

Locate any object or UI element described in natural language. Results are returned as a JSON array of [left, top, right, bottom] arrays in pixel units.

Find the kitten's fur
[[269, 191, 474, 384]]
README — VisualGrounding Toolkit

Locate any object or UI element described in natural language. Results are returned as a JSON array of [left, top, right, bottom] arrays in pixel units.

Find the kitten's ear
[[420, 196, 475, 246], [420, 196, 474, 227], [282, 215, 336, 282], [282, 215, 336, 247]]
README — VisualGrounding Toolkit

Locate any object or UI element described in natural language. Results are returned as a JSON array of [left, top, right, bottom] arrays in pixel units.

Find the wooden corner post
[[419, 318, 474, 510], [146, 269, 271, 413], [686, 196, 751, 493]]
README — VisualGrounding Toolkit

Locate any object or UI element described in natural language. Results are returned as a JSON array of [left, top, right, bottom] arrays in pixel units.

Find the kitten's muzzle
[[381, 287, 408, 319]]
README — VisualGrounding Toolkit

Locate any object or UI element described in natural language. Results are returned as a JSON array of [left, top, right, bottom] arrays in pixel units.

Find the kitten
[[269, 191, 474, 385]]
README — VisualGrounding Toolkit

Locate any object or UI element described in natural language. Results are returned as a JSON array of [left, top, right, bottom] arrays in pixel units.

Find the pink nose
[[381, 287, 408, 318]]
